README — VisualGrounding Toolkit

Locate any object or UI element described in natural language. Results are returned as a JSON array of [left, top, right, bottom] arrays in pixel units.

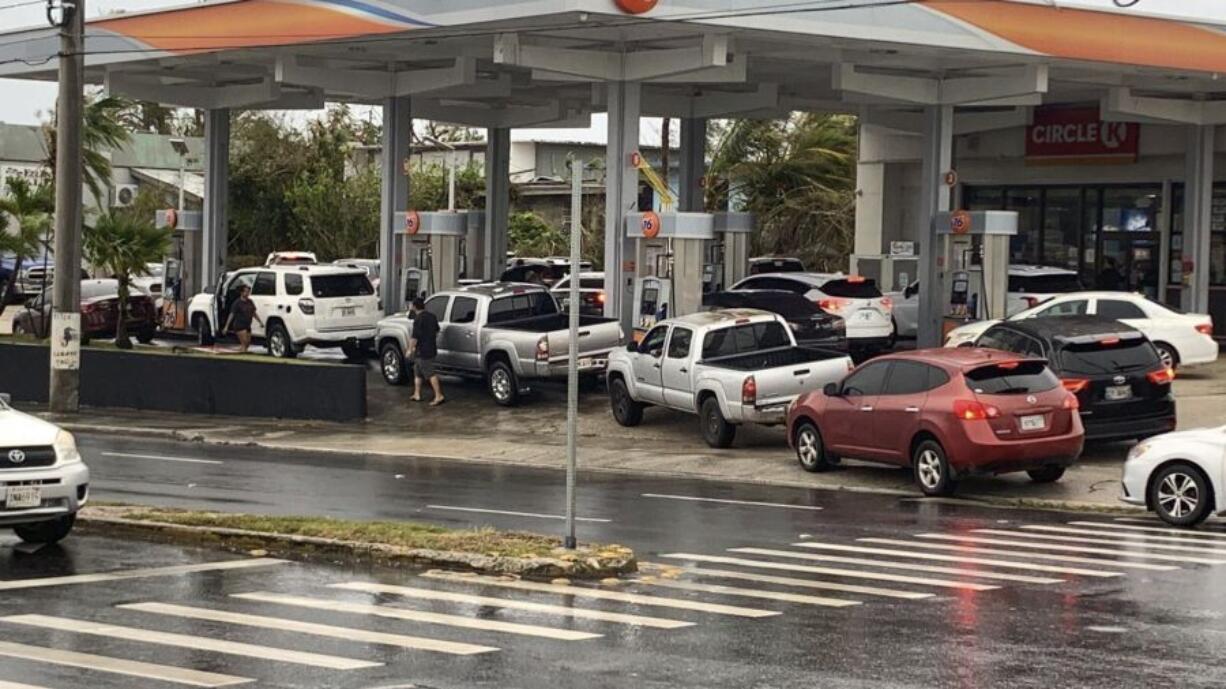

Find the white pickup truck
[[606, 310, 854, 448]]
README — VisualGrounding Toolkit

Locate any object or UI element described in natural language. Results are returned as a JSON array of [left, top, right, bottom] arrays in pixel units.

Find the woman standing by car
[[223, 284, 263, 353]]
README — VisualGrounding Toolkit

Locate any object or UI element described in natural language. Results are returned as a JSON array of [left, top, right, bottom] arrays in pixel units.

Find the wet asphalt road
[[2, 434, 1226, 688]]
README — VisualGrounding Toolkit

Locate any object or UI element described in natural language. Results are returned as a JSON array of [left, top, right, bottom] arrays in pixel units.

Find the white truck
[[375, 283, 624, 405], [606, 309, 854, 448]]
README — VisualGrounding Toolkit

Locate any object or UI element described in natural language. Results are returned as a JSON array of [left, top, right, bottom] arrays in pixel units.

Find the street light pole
[[564, 158, 583, 550], [49, 0, 84, 413]]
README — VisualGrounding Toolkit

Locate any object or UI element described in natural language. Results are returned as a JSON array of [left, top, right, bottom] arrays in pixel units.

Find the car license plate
[[1020, 414, 1046, 431], [1105, 385, 1133, 401], [578, 357, 592, 369], [857, 310, 874, 321], [4, 486, 41, 509], [339, 307, 356, 317]]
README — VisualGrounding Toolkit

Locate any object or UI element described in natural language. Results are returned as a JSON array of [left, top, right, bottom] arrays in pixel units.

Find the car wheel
[[487, 360, 520, 406], [794, 420, 833, 473], [609, 377, 643, 427], [700, 396, 736, 449], [1154, 342, 1179, 371], [887, 319, 899, 349], [11, 321, 26, 336], [195, 315, 214, 346], [136, 325, 155, 344], [1151, 462, 1214, 527], [913, 439, 957, 496], [1027, 465, 1066, 483], [380, 342, 408, 385], [14, 514, 76, 545], [267, 323, 296, 359], [341, 341, 368, 362]]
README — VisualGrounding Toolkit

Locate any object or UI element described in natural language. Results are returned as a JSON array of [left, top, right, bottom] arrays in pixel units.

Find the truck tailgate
[[546, 318, 622, 362], [750, 350, 853, 408]]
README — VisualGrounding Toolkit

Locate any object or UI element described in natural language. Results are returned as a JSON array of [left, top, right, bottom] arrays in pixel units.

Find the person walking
[[222, 284, 263, 353], [408, 297, 445, 406]]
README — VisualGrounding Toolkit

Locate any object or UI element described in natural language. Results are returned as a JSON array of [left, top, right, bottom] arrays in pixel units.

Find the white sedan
[[730, 272, 893, 350], [0, 393, 90, 544], [944, 291, 1217, 369], [1122, 426, 1225, 526]]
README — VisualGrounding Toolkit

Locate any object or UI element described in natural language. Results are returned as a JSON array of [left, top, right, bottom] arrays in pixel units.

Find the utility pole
[[49, 0, 84, 412], [563, 158, 583, 550]]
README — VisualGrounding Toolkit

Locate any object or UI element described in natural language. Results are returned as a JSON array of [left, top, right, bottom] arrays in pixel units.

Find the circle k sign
[[615, 0, 658, 13]]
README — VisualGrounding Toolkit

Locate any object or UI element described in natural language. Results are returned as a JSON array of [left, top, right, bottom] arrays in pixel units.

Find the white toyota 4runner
[[188, 265, 380, 359], [1, 393, 89, 544]]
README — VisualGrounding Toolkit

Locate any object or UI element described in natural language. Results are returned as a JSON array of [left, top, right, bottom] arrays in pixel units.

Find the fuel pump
[[394, 210, 466, 308], [935, 210, 1017, 337], [627, 211, 715, 338], [154, 208, 202, 331]]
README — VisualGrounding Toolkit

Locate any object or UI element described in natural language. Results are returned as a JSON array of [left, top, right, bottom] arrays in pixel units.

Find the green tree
[[706, 114, 857, 272], [507, 211, 567, 257], [83, 210, 171, 349], [0, 177, 54, 317], [408, 161, 485, 212]]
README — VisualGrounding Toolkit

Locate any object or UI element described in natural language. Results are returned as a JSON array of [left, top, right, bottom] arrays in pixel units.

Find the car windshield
[[1058, 339, 1158, 375], [310, 273, 374, 298], [751, 259, 805, 274], [965, 361, 1058, 394], [488, 291, 559, 323], [821, 278, 882, 299], [1009, 273, 1083, 293]]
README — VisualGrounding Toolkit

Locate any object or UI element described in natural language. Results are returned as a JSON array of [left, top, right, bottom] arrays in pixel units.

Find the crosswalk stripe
[[0, 640, 252, 687], [644, 564, 933, 600], [329, 582, 694, 629], [791, 541, 1123, 578], [659, 553, 999, 591], [1034, 523, 1226, 546], [0, 681, 57, 689], [730, 548, 1064, 585], [1074, 520, 1226, 540], [917, 534, 1226, 565], [419, 571, 780, 618], [1, 615, 379, 670], [858, 538, 1178, 572], [0, 558, 286, 592], [976, 529, 1226, 556], [120, 602, 499, 655], [232, 592, 602, 641], [637, 578, 860, 607]]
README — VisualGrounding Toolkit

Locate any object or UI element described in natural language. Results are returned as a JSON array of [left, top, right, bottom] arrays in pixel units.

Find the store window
[[1043, 188, 1083, 272], [1005, 188, 1042, 264], [1170, 184, 1226, 288]]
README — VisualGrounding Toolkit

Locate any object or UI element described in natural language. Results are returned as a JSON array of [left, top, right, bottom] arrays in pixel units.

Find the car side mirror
[[650, 348, 663, 358], [905, 285, 917, 299], [823, 382, 840, 397], [626, 341, 638, 352], [24, 298, 35, 309]]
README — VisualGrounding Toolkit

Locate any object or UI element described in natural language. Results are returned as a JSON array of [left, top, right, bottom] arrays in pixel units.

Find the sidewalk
[[35, 357, 1226, 514]]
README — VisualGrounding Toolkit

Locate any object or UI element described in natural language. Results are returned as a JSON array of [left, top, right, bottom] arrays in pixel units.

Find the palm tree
[[43, 94, 134, 204], [0, 177, 54, 318], [83, 210, 171, 349]]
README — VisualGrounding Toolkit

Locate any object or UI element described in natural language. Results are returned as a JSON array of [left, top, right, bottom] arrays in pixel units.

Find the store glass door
[[1096, 187, 1162, 298]]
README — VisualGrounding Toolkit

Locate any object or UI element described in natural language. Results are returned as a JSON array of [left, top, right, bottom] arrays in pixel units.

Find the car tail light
[[298, 298, 315, 315], [879, 296, 893, 311], [1099, 336, 1121, 346], [596, 292, 606, 305], [742, 375, 757, 405], [848, 275, 866, 283], [1062, 394, 1080, 410], [953, 399, 1000, 421], [1061, 378, 1090, 393], [1196, 323, 1214, 336], [818, 297, 850, 313], [81, 303, 96, 314], [536, 336, 550, 361], [1147, 367, 1175, 385]]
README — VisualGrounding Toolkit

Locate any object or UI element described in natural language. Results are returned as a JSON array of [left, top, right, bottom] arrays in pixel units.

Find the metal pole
[[448, 150, 456, 212], [49, 0, 84, 413], [178, 156, 186, 215], [564, 159, 583, 550]]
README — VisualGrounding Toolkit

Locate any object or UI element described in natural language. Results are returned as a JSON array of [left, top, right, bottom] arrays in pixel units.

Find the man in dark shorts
[[222, 284, 263, 353], [408, 297, 444, 406]]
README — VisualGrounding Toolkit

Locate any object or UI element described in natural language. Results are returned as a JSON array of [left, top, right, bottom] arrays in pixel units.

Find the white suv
[[188, 265, 380, 359], [1, 393, 89, 544]]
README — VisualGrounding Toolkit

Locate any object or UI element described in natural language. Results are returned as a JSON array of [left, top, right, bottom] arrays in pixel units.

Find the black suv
[[973, 316, 1176, 442], [703, 289, 846, 349]]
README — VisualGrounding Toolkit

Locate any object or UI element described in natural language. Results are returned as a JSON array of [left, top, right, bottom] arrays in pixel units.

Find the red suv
[[787, 348, 1085, 496]]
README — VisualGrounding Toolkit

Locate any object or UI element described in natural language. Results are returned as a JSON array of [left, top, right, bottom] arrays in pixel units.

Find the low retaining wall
[[0, 341, 366, 421]]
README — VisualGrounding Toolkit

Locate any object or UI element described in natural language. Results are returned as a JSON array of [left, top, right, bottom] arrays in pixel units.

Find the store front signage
[[1026, 106, 1140, 165]]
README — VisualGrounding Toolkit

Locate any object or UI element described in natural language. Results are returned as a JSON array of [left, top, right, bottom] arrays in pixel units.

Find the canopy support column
[[381, 95, 411, 313], [202, 108, 230, 290], [603, 81, 641, 331]]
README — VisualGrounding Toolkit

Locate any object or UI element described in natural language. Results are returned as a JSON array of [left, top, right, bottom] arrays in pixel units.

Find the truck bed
[[489, 313, 617, 333], [702, 346, 845, 371]]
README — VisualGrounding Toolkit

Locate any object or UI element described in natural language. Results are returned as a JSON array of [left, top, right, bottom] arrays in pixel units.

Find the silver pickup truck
[[606, 309, 854, 447], [375, 283, 624, 405]]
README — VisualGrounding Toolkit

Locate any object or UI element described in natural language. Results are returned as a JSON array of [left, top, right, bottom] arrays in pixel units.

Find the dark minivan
[[973, 316, 1176, 442], [703, 290, 846, 349]]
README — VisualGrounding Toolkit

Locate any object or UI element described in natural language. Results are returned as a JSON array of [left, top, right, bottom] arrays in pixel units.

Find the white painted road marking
[[730, 548, 1064, 585], [1, 615, 379, 670], [100, 451, 224, 465], [639, 578, 860, 608], [0, 682, 56, 689], [1032, 523, 1226, 546], [330, 582, 694, 629], [121, 602, 499, 655], [792, 541, 1123, 578], [650, 565, 934, 600], [858, 538, 1178, 572], [424, 505, 611, 523], [917, 534, 1226, 565], [233, 592, 602, 641], [659, 553, 999, 591], [975, 529, 1226, 556], [0, 640, 252, 687], [1077, 520, 1226, 540], [421, 571, 780, 618], [640, 494, 823, 511], [0, 558, 287, 591]]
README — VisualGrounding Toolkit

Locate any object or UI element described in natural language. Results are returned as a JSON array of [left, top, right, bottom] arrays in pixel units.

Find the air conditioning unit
[[113, 184, 139, 207]]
